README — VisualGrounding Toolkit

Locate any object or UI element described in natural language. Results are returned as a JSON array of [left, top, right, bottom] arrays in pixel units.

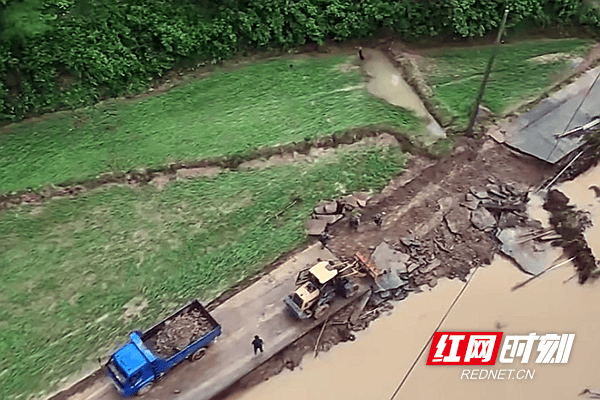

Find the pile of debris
[[306, 192, 371, 236], [459, 178, 531, 232], [151, 309, 214, 359], [367, 242, 410, 306], [396, 233, 451, 286]]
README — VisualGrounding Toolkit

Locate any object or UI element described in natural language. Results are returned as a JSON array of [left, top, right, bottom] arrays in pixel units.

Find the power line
[[388, 265, 479, 400]]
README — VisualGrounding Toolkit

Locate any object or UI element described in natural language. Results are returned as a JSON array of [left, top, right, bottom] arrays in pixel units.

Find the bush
[[0, 0, 598, 122]]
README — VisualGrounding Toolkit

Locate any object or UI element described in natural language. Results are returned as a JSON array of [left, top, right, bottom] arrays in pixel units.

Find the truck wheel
[[190, 348, 206, 362], [314, 304, 329, 319], [136, 383, 153, 396]]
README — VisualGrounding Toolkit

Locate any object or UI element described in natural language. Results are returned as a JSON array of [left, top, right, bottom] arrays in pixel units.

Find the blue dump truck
[[105, 300, 221, 397]]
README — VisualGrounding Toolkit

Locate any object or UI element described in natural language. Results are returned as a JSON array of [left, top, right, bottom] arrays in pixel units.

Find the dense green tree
[[0, 0, 598, 122]]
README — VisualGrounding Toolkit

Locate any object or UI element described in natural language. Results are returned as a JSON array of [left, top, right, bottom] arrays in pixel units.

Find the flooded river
[[229, 258, 599, 400], [228, 165, 600, 400], [558, 164, 600, 260]]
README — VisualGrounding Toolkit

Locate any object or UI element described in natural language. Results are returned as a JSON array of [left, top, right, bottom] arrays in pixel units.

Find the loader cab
[[105, 332, 155, 397], [292, 262, 338, 312], [292, 280, 321, 312], [308, 261, 338, 285]]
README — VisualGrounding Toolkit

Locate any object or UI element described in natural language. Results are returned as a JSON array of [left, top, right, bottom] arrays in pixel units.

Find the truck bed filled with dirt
[[143, 301, 218, 359]]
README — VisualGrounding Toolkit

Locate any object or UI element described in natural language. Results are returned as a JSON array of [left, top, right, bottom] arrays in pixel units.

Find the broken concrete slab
[[324, 201, 340, 214], [444, 206, 471, 234], [352, 192, 371, 207], [461, 193, 481, 211], [470, 207, 497, 231], [314, 214, 344, 226], [470, 186, 489, 199], [314, 200, 340, 215], [393, 288, 408, 300], [503, 66, 600, 164], [371, 242, 410, 273], [349, 290, 372, 324], [407, 262, 419, 274], [341, 195, 360, 208], [480, 200, 526, 213], [498, 212, 523, 229], [420, 259, 441, 274], [374, 269, 408, 292], [313, 201, 328, 215], [497, 228, 564, 275], [367, 292, 386, 307], [306, 219, 328, 236], [400, 232, 419, 247]]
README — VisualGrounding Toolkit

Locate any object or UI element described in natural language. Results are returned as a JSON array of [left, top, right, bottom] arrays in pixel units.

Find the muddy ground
[[214, 134, 554, 399]]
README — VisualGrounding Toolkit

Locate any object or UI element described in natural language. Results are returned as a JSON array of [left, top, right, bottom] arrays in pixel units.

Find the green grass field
[[0, 143, 406, 400], [0, 55, 418, 195], [1, 39, 593, 400], [420, 39, 595, 128]]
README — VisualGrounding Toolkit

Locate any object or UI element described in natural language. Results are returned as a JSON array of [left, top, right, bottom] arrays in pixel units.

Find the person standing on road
[[252, 335, 264, 355]]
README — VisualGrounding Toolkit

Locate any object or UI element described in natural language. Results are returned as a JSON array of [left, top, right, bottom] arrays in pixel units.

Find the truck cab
[[105, 332, 157, 397], [105, 300, 221, 397]]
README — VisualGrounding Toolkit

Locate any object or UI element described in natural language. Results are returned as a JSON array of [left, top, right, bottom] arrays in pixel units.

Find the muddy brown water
[[557, 164, 600, 260], [226, 255, 600, 400], [363, 49, 429, 119], [224, 160, 600, 400], [362, 49, 445, 143]]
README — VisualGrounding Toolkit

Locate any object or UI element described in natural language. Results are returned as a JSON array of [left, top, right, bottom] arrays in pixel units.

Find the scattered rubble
[[470, 207, 496, 231], [496, 227, 563, 275], [371, 242, 410, 274], [306, 192, 372, 236]]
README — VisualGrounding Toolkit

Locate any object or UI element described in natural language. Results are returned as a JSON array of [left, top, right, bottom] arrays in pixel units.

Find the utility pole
[[465, 8, 509, 137]]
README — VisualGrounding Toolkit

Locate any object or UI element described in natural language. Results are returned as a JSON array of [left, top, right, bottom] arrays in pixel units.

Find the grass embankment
[[0, 55, 418, 195], [419, 39, 595, 128], [0, 143, 406, 400]]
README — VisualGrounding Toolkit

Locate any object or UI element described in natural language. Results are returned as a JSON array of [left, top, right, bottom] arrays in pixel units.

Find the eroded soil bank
[[214, 135, 557, 399], [215, 134, 600, 400], [224, 256, 600, 400]]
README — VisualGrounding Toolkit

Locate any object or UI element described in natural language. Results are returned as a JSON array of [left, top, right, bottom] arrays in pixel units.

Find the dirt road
[[60, 244, 368, 400]]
